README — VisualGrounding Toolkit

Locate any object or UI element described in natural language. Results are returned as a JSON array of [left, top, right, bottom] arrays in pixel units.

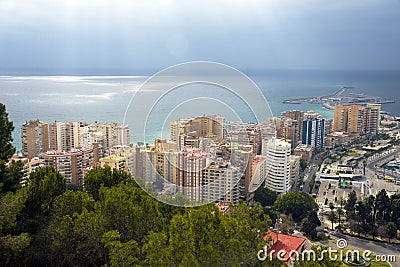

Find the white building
[[202, 162, 240, 205], [79, 123, 130, 155], [265, 138, 291, 194]]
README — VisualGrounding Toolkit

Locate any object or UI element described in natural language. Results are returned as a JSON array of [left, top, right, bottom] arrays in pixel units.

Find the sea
[[0, 69, 399, 152]]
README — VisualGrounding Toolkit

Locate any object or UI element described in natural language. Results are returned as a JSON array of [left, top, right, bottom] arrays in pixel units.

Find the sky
[[0, 0, 400, 74]]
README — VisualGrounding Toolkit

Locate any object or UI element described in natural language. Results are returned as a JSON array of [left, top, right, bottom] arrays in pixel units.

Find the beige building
[[148, 139, 178, 184], [363, 104, 380, 134], [275, 117, 301, 150], [367, 103, 381, 126], [8, 156, 44, 186], [41, 146, 99, 185], [333, 104, 380, 135], [176, 147, 211, 202], [100, 153, 127, 171], [293, 144, 313, 162], [49, 121, 87, 151], [281, 110, 304, 141], [80, 123, 130, 154], [324, 132, 351, 148], [21, 120, 49, 159], [202, 162, 240, 205], [290, 155, 301, 186], [170, 116, 224, 149]]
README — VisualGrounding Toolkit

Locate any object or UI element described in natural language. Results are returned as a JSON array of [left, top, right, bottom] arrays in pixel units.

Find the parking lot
[[315, 179, 364, 209]]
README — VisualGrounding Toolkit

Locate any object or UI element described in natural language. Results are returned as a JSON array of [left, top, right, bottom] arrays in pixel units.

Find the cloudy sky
[[0, 0, 399, 74]]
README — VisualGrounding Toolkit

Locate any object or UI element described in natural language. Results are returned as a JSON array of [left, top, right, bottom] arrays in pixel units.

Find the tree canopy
[[0, 103, 22, 195], [273, 192, 318, 221]]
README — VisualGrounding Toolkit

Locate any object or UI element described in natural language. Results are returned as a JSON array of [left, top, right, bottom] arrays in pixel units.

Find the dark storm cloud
[[0, 0, 399, 74]]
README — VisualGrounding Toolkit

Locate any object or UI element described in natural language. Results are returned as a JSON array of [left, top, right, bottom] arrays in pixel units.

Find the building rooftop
[[217, 202, 231, 213], [253, 156, 267, 166], [263, 231, 307, 263], [294, 144, 313, 151]]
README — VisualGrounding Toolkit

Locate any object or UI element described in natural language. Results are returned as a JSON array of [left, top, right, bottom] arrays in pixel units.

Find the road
[[328, 233, 400, 267], [302, 166, 317, 194], [365, 146, 400, 195], [367, 146, 399, 170]]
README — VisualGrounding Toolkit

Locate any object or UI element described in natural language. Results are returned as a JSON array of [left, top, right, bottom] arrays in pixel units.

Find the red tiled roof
[[263, 231, 306, 262]]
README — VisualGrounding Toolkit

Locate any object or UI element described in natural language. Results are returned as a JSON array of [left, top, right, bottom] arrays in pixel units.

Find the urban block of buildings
[[15, 101, 383, 206]]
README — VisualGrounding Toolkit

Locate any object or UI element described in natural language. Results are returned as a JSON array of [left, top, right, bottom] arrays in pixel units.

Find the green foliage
[[102, 230, 141, 267], [143, 203, 270, 266], [294, 246, 342, 267], [0, 103, 15, 162], [300, 159, 308, 172], [98, 182, 167, 243], [384, 222, 396, 242], [343, 189, 400, 243], [18, 167, 66, 234], [84, 166, 131, 200], [301, 211, 321, 239], [254, 185, 278, 207], [0, 233, 31, 266], [51, 190, 95, 218], [0, 189, 30, 266], [0, 160, 23, 195], [274, 192, 318, 221], [345, 190, 357, 220], [0, 189, 27, 234], [0, 103, 23, 196]]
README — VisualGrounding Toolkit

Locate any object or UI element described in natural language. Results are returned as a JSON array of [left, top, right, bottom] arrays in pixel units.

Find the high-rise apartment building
[[170, 116, 224, 149], [302, 112, 325, 149], [333, 104, 379, 135], [275, 117, 301, 150], [363, 104, 380, 134], [264, 138, 291, 194], [80, 123, 130, 154], [49, 121, 86, 151], [333, 105, 363, 135], [147, 139, 178, 184], [290, 155, 300, 186], [21, 120, 49, 158], [41, 146, 98, 185], [202, 162, 240, 205], [228, 127, 262, 155], [281, 110, 304, 141], [366, 103, 381, 126], [176, 147, 211, 202], [230, 145, 254, 200]]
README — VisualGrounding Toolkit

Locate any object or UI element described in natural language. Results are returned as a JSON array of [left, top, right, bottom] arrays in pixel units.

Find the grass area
[[370, 261, 391, 267], [338, 253, 392, 267]]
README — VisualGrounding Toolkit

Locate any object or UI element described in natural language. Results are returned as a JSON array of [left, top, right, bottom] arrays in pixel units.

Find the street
[[327, 233, 400, 267]]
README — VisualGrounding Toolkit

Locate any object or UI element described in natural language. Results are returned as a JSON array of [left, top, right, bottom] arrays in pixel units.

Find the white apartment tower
[[264, 138, 291, 194]]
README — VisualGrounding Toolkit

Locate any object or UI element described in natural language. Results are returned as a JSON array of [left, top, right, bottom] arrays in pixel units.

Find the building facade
[[264, 138, 291, 194], [40, 146, 98, 185], [21, 120, 49, 159], [302, 117, 325, 149]]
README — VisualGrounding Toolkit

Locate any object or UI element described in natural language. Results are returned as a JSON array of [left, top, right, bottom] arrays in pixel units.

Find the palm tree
[[362, 160, 367, 175], [385, 222, 396, 243], [328, 202, 336, 230], [328, 210, 337, 231]]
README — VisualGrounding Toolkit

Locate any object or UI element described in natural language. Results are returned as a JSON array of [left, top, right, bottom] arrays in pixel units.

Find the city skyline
[[1, 1, 400, 266]]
